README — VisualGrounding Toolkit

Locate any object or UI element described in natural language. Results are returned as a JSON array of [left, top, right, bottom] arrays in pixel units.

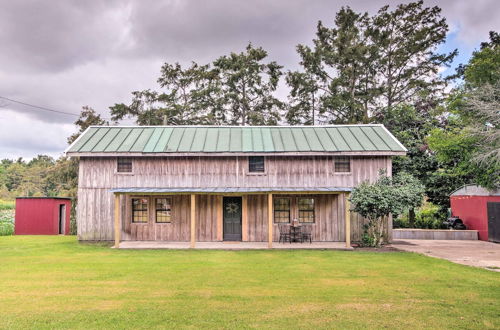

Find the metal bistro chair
[[278, 223, 291, 243], [301, 224, 312, 244]]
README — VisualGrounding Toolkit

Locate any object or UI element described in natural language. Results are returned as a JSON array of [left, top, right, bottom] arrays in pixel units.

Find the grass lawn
[[0, 236, 499, 329]]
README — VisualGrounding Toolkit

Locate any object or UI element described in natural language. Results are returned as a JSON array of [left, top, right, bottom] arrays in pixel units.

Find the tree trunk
[[409, 208, 416, 228], [311, 91, 315, 125]]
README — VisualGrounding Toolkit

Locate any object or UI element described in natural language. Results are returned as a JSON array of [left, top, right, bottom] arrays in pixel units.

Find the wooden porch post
[[268, 193, 273, 248], [190, 194, 196, 248], [114, 193, 121, 248], [345, 192, 351, 248], [216, 195, 223, 241], [242, 195, 248, 241]]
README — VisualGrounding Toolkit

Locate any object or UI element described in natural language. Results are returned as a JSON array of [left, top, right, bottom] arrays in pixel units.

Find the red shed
[[450, 185, 500, 242], [15, 197, 71, 235]]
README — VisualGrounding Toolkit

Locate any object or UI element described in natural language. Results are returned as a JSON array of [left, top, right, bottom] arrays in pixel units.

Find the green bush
[[415, 207, 445, 229], [393, 216, 409, 228], [0, 209, 14, 236], [0, 200, 15, 210], [393, 203, 446, 229], [0, 221, 14, 236]]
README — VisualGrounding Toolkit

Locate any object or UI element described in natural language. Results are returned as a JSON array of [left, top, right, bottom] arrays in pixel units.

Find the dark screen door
[[223, 197, 242, 241], [487, 202, 500, 243], [59, 204, 66, 235]]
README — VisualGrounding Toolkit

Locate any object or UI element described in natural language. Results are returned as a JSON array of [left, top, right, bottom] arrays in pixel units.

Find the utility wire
[[0, 95, 111, 120]]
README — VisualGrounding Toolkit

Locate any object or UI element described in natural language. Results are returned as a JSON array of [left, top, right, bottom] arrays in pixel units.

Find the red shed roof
[[450, 184, 500, 196]]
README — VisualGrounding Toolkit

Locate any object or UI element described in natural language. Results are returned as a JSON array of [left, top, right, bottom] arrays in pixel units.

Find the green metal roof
[[66, 125, 406, 154]]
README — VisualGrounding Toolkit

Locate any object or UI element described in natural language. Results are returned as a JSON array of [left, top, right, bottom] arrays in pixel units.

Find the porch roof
[[110, 187, 352, 194]]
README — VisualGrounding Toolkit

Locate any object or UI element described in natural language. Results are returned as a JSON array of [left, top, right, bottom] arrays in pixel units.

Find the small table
[[290, 225, 302, 243]]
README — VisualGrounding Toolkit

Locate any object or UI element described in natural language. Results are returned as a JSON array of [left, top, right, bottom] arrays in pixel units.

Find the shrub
[[393, 216, 409, 228], [350, 171, 424, 247], [393, 203, 447, 229], [0, 221, 14, 236], [0, 200, 15, 210], [0, 209, 14, 236], [415, 204, 447, 229]]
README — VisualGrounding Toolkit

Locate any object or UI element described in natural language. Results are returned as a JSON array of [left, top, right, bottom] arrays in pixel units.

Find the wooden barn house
[[66, 125, 406, 248]]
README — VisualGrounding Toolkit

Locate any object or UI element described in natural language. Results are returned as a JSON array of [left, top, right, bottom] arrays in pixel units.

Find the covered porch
[[118, 241, 353, 250], [111, 187, 353, 249]]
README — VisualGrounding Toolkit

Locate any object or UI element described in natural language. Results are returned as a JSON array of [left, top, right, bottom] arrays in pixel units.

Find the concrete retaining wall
[[393, 229, 478, 240]]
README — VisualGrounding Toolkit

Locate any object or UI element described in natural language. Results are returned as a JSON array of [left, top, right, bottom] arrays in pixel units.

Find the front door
[[487, 202, 500, 243], [223, 197, 242, 241]]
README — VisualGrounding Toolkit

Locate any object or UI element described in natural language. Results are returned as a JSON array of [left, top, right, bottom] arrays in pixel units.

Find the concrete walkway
[[118, 241, 352, 250], [391, 239, 500, 271]]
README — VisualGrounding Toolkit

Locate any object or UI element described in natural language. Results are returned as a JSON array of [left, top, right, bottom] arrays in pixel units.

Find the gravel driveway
[[391, 239, 500, 271]]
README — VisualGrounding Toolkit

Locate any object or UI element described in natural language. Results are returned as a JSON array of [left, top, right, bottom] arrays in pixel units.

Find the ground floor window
[[155, 197, 172, 223], [298, 198, 315, 223], [274, 198, 291, 223], [132, 198, 149, 223]]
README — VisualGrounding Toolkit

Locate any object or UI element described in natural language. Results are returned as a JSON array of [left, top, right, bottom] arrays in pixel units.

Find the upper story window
[[334, 156, 351, 173], [248, 156, 265, 173], [117, 158, 132, 173]]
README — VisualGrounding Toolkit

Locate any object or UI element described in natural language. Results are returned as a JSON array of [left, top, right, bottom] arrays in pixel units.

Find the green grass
[[0, 199, 14, 210], [0, 236, 498, 329]]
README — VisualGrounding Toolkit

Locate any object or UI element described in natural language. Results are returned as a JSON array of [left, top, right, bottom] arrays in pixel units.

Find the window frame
[[273, 197, 291, 223], [248, 156, 266, 174], [297, 197, 315, 223], [334, 156, 351, 173], [131, 197, 149, 223], [117, 157, 133, 174], [155, 197, 172, 223]]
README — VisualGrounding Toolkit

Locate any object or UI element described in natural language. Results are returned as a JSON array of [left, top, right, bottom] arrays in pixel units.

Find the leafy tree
[[425, 31, 500, 204], [111, 63, 220, 125], [383, 104, 439, 224], [350, 171, 424, 247], [110, 44, 283, 126], [212, 43, 283, 125], [68, 106, 108, 144], [461, 31, 500, 87], [463, 82, 500, 168], [371, 1, 456, 112], [288, 7, 378, 124], [287, 1, 455, 124]]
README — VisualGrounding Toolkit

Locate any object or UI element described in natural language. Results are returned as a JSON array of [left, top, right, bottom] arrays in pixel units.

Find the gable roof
[[65, 125, 406, 156], [450, 184, 500, 196]]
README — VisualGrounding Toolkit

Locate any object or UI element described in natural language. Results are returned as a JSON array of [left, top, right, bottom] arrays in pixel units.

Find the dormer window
[[117, 158, 132, 173], [248, 156, 265, 173]]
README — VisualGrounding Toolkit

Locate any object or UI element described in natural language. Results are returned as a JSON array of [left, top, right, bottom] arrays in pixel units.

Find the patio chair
[[278, 224, 291, 243], [301, 225, 312, 244]]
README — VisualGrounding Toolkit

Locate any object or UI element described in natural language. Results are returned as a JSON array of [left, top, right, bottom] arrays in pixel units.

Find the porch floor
[[118, 241, 353, 250]]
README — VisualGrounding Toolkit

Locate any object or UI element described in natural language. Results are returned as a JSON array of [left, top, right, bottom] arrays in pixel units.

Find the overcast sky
[[0, 0, 498, 160]]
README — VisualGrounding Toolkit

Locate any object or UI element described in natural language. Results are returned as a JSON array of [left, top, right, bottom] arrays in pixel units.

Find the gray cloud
[[0, 0, 498, 159]]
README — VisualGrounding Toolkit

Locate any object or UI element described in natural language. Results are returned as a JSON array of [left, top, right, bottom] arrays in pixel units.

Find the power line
[[0, 95, 111, 120]]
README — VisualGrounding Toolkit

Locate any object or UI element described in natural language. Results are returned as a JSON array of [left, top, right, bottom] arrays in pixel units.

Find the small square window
[[249, 156, 265, 173], [117, 158, 132, 173], [334, 157, 350, 172]]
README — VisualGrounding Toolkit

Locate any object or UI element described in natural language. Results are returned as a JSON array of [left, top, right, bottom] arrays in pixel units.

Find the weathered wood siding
[[78, 156, 391, 189], [246, 194, 346, 242], [77, 156, 392, 241]]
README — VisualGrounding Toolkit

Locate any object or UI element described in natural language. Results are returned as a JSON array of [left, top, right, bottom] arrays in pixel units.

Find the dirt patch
[[352, 245, 400, 252]]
